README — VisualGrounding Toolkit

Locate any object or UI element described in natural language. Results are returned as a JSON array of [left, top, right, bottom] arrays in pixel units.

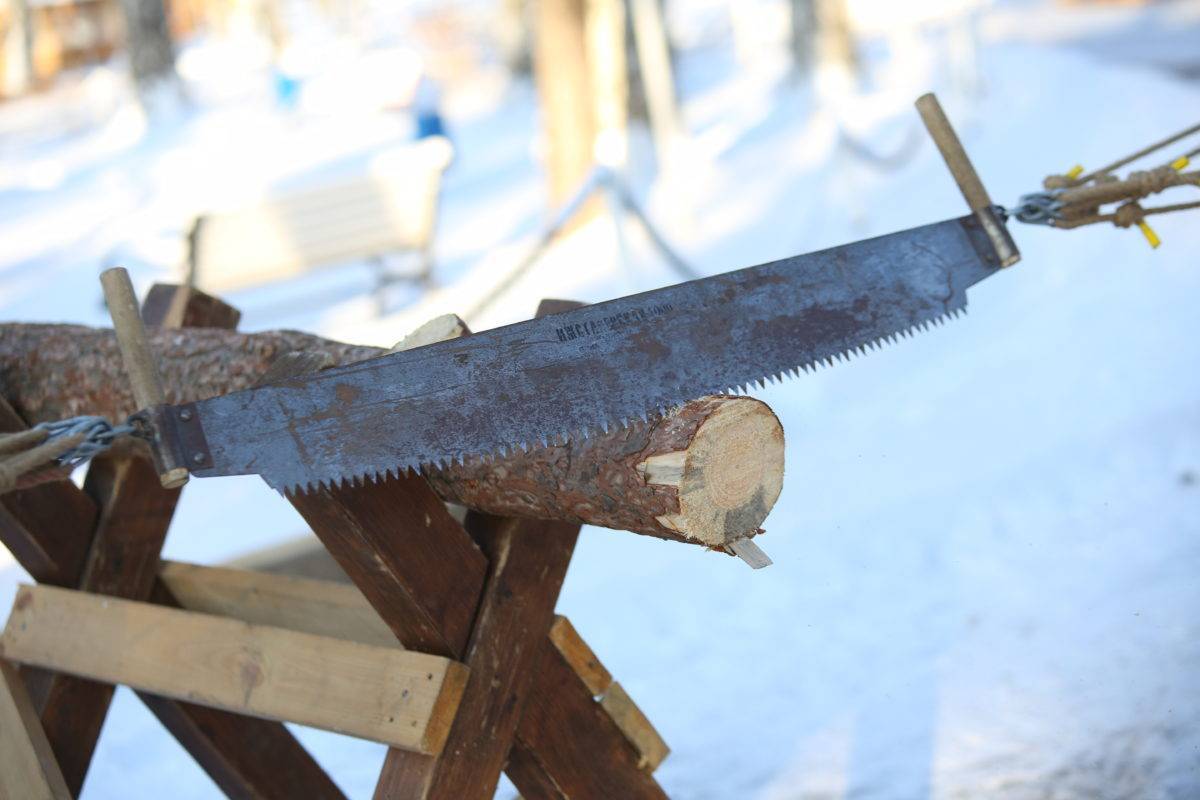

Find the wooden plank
[[35, 447, 180, 792], [33, 284, 212, 791], [2, 584, 469, 755], [223, 534, 351, 581], [0, 660, 70, 800], [0, 396, 97, 587], [599, 682, 670, 772], [548, 615, 612, 696], [507, 641, 668, 799], [159, 560, 397, 648], [161, 558, 667, 772], [141, 579, 349, 800], [290, 471, 667, 798], [546, 616, 670, 774], [373, 513, 581, 799], [289, 474, 488, 659]]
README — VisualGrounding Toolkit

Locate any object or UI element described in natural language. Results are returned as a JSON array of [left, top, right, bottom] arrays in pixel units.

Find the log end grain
[[638, 397, 784, 547]]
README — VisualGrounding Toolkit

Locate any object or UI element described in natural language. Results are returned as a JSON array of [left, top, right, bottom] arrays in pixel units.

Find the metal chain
[[1009, 192, 1063, 225], [33, 416, 137, 468]]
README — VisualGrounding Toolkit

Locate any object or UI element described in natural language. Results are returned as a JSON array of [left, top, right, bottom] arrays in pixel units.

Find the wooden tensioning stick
[[98, 268, 188, 488], [914, 92, 1019, 268]]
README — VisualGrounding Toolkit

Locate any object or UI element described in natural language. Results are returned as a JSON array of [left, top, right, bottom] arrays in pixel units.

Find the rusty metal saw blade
[[181, 214, 1006, 492]]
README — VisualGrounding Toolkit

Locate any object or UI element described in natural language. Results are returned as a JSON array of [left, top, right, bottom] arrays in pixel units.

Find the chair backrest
[[189, 136, 454, 293]]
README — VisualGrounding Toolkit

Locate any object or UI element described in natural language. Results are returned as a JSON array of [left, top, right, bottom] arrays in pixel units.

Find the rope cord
[[1049, 121, 1200, 188], [1008, 122, 1200, 246]]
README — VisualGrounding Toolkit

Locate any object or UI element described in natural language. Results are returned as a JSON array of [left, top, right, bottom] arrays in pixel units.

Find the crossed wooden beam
[[0, 285, 669, 799]]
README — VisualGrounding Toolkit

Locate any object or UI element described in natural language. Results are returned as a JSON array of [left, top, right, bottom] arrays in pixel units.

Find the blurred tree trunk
[[2, 0, 33, 96], [118, 0, 178, 101], [498, 0, 532, 76], [626, 0, 679, 169], [788, 0, 816, 76], [815, 0, 858, 76], [586, 0, 627, 163], [535, 0, 596, 213], [534, 0, 628, 225]]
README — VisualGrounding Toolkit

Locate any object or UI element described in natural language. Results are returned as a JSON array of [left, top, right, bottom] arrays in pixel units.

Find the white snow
[[1, 1, 1198, 797]]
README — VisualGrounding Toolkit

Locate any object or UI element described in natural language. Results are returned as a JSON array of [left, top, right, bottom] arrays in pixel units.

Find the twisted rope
[[1013, 118, 1200, 248]]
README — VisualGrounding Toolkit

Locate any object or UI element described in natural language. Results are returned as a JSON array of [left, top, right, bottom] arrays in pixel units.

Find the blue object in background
[[415, 111, 447, 140], [274, 70, 301, 109]]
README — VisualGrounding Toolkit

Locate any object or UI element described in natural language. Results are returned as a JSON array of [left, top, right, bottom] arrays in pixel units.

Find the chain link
[[1010, 192, 1063, 225]]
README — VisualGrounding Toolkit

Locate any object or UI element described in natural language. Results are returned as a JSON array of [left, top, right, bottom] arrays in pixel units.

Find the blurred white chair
[[184, 135, 454, 311]]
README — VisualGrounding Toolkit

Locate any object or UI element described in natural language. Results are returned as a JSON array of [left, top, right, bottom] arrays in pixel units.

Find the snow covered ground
[[1, 1, 1199, 797]]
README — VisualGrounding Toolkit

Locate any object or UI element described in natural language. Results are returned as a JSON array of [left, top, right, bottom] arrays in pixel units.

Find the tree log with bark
[[0, 323, 783, 549]]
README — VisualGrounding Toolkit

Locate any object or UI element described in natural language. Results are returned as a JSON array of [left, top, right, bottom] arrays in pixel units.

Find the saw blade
[[183, 214, 1006, 492]]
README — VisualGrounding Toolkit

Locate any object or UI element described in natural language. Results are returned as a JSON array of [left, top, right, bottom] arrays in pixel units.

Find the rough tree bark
[[0, 324, 378, 425], [0, 323, 783, 547]]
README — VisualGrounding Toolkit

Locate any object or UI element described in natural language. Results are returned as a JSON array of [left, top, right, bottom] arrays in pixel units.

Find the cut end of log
[[641, 397, 784, 547]]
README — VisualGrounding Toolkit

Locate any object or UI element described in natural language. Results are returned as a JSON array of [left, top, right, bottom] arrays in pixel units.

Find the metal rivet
[[192, 452, 205, 464], [179, 409, 193, 421]]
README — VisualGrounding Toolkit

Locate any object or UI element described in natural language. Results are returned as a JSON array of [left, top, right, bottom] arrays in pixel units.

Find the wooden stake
[[98, 267, 187, 488]]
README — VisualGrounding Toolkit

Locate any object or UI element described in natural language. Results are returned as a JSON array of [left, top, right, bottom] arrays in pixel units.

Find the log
[[0, 323, 784, 547], [427, 395, 784, 548], [0, 323, 378, 426]]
